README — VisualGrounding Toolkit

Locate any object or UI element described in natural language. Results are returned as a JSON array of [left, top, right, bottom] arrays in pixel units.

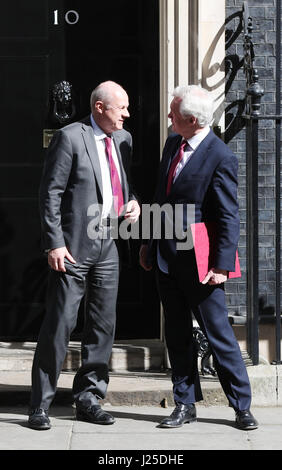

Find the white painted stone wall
[[159, 0, 226, 150]]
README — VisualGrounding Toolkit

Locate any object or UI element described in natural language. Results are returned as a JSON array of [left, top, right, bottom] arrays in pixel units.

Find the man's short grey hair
[[173, 85, 214, 127], [90, 81, 126, 109], [90, 85, 111, 109]]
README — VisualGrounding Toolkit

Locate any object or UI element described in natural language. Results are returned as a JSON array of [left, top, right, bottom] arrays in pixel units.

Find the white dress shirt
[[90, 115, 122, 218], [173, 126, 210, 182]]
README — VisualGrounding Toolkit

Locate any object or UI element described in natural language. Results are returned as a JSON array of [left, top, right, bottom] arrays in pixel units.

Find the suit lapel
[[164, 135, 182, 176], [157, 135, 182, 204], [81, 119, 103, 197], [169, 130, 215, 193]]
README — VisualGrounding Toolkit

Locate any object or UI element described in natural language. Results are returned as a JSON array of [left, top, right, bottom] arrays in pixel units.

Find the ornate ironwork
[[193, 327, 216, 376], [242, 1, 281, 365], [52, 80, 76, 124], [242, 1, 264, 116]]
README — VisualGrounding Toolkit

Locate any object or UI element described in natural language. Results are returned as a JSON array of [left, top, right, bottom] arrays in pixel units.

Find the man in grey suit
[[28, 81, 140, 430]]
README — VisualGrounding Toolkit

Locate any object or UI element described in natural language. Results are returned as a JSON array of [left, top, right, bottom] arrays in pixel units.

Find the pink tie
[[104, 137, 124, 216], [166, 140, 187, 195]]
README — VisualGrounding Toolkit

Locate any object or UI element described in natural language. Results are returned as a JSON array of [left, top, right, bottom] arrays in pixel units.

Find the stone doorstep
[[0, 340, 166, 373], [0, 369, 226, 408], [0, 342, 281, 407], [0, 340, 229, 407], [1, 367, 280, 407]]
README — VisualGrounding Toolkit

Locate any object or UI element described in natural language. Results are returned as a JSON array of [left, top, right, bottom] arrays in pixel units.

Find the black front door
[[0, 0, 160, 341]]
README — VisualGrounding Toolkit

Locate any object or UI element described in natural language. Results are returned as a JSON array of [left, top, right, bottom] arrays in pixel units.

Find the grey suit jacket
[[39, 115, 135, 264]]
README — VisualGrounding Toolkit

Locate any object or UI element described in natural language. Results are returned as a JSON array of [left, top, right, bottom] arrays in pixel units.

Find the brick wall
[[224, 0, 279, 317]]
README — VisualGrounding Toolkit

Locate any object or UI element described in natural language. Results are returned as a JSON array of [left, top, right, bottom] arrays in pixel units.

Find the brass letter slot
[[43, 129, 56, 148]]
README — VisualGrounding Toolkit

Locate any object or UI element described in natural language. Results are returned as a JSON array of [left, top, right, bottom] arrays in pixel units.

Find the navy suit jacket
[[147, 129, 240, 274]]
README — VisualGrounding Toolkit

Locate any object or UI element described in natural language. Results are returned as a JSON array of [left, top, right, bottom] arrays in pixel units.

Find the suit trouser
[[30, 232, 119, 410], [156, 266, 252, 412]]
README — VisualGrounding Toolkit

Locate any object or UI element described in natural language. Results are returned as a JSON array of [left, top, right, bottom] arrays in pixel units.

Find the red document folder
[[190, 222, 241, 282]]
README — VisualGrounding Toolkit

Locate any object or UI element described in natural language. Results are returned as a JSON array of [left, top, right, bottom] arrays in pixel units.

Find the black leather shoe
[[159, 403, 196, 428], [76, 404, 115, 425], [235, 410, 258, 430], [28, 408, 51, 430]]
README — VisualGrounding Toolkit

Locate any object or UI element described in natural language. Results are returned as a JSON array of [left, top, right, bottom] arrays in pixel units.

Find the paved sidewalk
[[0, 404, 281, 451], [0, 344, 281, 453]]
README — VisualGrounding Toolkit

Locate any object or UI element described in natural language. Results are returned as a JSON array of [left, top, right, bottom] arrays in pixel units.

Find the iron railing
[[242, 1, 281, 365]]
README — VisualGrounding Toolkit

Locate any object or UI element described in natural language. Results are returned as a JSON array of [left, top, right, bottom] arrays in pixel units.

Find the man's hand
[[201, 268, 228, 285], [124, 199, 140, 223], [48, 247, 76, 272], [139, 244, 152, 271]]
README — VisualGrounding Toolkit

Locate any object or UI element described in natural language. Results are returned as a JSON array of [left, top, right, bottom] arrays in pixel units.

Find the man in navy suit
[[140, 85, 258, 430]]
